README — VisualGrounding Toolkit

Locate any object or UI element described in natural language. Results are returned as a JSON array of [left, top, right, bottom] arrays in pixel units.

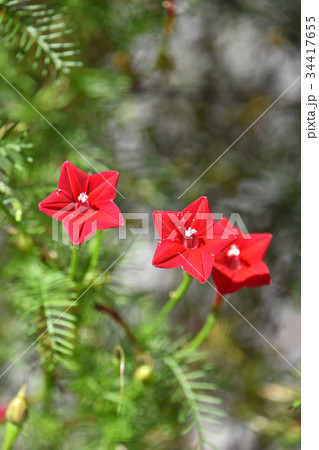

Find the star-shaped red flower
[[152, 197, 236, 283], [39, 161, 124, 245], [212, 218, 272, 294]]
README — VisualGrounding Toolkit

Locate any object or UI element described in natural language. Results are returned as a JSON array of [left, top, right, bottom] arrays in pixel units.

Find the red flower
[[152, 197, 235, 283], [0, 404, 7, 423], [39, 161, 124, 245], [212, 218, 272, 294]]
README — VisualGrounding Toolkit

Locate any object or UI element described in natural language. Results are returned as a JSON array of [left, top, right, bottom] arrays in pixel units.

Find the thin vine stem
[[187, 291, 223, 350], [69, 246, 79, 280], [153, 271, 193, 331], [83, 230, 102, 283], [187, 312, 218, 350]]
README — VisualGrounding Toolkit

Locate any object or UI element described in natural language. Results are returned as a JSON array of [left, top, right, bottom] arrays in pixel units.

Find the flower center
[[183, 227, 199, 249], [226, 244, 242, 270], [185, 227, 197, 237], [227, 244, 240, 257], [78, 192, 89, 203], [76, 192, 91, 210]]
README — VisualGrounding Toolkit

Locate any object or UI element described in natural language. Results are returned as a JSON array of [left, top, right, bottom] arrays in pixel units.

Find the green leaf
[[163, 348, 225, 449], [13, 262, 78, 371], [0, 0, 82, 77]]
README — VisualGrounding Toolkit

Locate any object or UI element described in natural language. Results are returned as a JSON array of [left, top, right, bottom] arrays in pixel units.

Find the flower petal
[[96, 202, 125, 229], [245, 273, 271, 288], [58, 161, 89, 201], [180, 247, 215, 283], [205, 221, 236, 256], [237, 261, 271, 287], [152, 240, 185, 268], [38, 189, 75, 221], [240, 233, 272, 263], [88, 171, 119, 205], [153, 211, 183, 240], [212, 269, 244, 295], [62, 209, 99, 245], [182, 196, 212, 233], [213, 260, 271, 295]]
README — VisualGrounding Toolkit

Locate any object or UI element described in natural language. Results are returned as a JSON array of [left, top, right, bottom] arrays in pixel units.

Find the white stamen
[[227, 244, 240, 257], [78, 192, 88, 203], [185, 227, 197, 238]]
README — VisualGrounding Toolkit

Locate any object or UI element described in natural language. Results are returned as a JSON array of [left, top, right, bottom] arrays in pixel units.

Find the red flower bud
[[5, 385, 28, 427]]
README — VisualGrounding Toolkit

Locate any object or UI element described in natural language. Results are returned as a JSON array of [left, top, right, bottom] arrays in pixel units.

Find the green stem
[[87, 230, 101, 275], [69, 246, 79, 280], [187, 311, 218, 350], [2, 422, 21, 450], [187, 291, 223, 350], [153, 271, 193, 330]]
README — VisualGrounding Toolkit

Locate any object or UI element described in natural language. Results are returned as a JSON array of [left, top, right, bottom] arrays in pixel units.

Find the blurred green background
[[0, 0, 300, 449]]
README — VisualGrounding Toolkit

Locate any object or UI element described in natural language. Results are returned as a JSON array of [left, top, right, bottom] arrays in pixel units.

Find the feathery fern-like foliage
[[0, 120, 32, 176], [0, 119, 32, 229], [14, 262, 77, 371], [0, 0, 81, 76], [163, 349, 225, 449]]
